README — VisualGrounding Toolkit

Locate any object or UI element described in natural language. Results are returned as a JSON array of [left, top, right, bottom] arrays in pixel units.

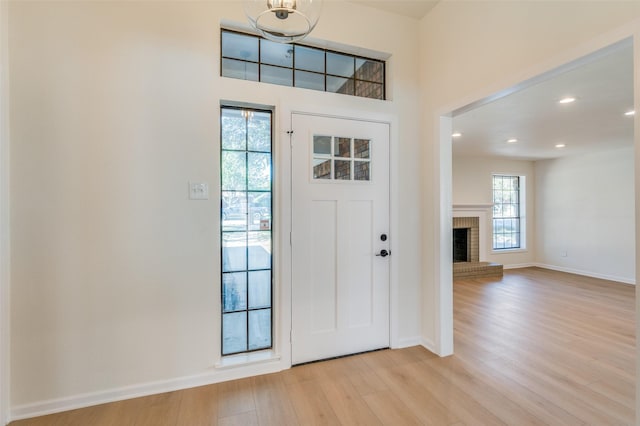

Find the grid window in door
[[312, 135, 371, 181], [221, 106, 273, 355], [492, 175, 522, 250]]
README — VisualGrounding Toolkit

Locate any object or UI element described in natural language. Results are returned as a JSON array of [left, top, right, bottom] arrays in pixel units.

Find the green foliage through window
[[221, 106, 273, 355]]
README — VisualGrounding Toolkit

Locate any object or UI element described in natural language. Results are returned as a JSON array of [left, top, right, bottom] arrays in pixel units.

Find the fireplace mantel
[[452, 203, 493, 211]]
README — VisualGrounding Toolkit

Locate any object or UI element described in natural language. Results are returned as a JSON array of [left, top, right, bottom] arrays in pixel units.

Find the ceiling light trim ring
[[254, 8, 312, 40]]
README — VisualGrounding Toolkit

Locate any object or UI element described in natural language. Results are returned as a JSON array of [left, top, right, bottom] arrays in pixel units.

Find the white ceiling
[[452, 41, 634, 161], [349, 0, 440, 19]]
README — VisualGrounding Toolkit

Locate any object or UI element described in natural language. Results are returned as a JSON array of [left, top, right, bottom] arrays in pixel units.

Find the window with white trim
[[492, 175, 524, 250]]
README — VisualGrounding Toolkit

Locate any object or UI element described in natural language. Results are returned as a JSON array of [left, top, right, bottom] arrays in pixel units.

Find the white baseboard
[[420, 337, 438, 355], [10, 358, 285, 422], [503, 263, 536, 270], [392, 336, 422, 349], [535, 263, 636, 285]]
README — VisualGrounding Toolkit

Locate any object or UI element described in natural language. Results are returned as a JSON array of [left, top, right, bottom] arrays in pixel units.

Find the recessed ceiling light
[[452, 132, 462, 138], [558, 97, 576, 104], [555, 143, 566, 148], [624, 110, 635, 116], [507, 138, 518, 143]]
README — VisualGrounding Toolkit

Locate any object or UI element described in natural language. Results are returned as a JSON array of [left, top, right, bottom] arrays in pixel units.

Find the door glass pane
[[354, 161, 370, 181], [354, 139, 370, 159], [334, 160, 351, 180], [248, 309, 271, 350], [313, 136, 332, 156], [222, 272, 247, 312], [223, 312, 247, 355], [313, 158, 331, 179], [248, 270, 271, 309], [334, 137, 351, 158]]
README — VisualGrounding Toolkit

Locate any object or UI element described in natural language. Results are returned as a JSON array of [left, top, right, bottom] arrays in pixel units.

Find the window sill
[[491, 248, 528, 254], [215, 350, 280, 370]]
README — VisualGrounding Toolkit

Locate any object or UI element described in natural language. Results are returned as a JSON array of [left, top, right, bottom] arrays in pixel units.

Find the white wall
[[452, 156, 535, 267], [7, 1, 422, 418], [535, 147, 635, 283], [419, 2, 640, 356], [0, 0, 10, 424]]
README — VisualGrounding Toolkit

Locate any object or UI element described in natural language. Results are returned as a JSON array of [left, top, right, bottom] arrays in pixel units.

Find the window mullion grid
[[244, 113, 250, 353], [350, 138, 354, 181]]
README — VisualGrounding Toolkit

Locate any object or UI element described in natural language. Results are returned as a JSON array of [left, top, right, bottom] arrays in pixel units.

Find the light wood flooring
[[11, 267, 636, 425]]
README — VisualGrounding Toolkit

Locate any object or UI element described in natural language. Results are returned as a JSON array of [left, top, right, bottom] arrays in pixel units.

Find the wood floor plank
[[217, 377, 255, 419], [9, 267, 635, 426], [361, 390, 422, 426], [374, 363, 460, 425], [251, 373, 298, 426], [348, 369, 389, 397], [175, 383, 218, 426], [218, 410, 258, 426], [318, 376, 382, 425], [285, 379, 340, 425]]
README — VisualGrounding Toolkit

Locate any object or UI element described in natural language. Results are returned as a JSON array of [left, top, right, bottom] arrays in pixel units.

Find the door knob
[[376, 249, 390, 257]]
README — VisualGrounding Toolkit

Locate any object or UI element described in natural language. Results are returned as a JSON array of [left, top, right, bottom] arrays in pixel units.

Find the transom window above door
[[312, 135, 371, 181], [220, 30, 386, 100]]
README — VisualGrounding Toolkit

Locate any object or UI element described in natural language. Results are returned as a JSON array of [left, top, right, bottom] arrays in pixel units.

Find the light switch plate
[[189, 182, 209, 200]]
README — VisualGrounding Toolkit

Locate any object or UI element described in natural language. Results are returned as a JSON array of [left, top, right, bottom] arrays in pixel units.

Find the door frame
[[277, 105, 401, 368]]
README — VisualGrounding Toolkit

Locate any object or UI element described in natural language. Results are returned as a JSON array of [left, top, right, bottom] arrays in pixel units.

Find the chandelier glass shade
[[244, 0, 322, 43]]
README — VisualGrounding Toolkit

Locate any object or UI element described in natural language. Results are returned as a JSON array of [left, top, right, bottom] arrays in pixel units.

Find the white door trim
[[277, 106, 402, 370]]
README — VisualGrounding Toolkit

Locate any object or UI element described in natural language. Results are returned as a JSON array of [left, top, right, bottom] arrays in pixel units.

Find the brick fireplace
[[452, 216, 479, 263], [452, 206, 503, 280]]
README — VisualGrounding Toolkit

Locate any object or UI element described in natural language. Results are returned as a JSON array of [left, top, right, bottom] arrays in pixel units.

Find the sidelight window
[[220, 106, 273, 355]]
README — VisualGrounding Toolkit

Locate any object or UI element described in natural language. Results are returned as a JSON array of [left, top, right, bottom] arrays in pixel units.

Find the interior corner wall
[[452, 156, 536, 267], [7, 0, 422, 417], [535, 147, 635, 284], [419, 1, 640, 353]]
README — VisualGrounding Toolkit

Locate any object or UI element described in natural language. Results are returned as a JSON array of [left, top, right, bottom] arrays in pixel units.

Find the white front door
[[291, 113, 390, 365]]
